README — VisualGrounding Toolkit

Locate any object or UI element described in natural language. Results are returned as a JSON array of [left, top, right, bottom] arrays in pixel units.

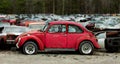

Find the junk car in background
[[89, 16, 120, 52], [28, 22, 46, 31], [0, 26, 30, 49], [96, 28, 120, 52]]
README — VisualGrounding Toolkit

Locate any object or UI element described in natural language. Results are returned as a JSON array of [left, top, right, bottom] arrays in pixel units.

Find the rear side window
[[68, 25, 83, 33]]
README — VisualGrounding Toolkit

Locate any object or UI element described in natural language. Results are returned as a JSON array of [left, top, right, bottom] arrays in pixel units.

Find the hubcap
[[81, 43, 92, 54], [25, 44, 35, 54]]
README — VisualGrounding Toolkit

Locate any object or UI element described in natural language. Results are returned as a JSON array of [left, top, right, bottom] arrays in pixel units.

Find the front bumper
[[106, 37, 120, 47], [6, 40, 15, 44]]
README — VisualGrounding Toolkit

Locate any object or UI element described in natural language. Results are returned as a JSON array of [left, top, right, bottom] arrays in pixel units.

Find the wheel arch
[[19, 36, 44, 51], [76, 39, 94, 51], [24, 39, 40, 50]]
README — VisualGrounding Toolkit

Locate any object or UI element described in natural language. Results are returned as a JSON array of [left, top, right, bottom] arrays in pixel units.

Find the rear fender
[[75, 37, 100, 50]]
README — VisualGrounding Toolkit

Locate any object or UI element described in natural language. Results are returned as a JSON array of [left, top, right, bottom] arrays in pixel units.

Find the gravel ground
[[0, 49, 120, 64]]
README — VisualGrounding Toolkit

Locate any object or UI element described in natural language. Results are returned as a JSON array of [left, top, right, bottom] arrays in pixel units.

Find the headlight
[[16, 38, 21, 48]]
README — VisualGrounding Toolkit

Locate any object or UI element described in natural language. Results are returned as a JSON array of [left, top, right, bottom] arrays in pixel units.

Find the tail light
[[88, 32, 98, 42], [88, 32, 95, 37]]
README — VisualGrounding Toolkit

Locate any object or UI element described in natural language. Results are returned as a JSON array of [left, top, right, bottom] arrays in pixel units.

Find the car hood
[[27, 30, 43, 34], [0, 33, 7, 36], [0, 32, 22, 36], [8, 32, 22, 35], [19, 30, 43, 37]]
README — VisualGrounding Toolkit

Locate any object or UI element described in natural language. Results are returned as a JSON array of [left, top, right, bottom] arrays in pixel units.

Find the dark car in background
[[0, 26, 30, 49]]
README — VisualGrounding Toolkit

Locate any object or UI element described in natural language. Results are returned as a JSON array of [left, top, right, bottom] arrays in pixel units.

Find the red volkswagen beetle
[[15, 21, 100, 55]]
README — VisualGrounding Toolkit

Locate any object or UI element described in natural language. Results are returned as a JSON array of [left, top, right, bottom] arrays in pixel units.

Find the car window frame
[[67, 24, 83, 34], [47, 24, 67, 33]]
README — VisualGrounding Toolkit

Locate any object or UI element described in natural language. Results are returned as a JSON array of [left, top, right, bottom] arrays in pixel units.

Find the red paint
[[16, 21, 100, 51]]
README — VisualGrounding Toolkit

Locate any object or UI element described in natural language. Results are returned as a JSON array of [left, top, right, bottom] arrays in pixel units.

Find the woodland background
[[0, 0, 120, 14]]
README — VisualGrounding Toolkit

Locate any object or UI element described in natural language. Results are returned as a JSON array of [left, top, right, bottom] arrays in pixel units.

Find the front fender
[[17, 35, 44, 50], [75, 36, 100, 50]]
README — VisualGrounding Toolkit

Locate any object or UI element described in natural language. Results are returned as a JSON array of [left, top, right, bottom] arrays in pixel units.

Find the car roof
[[3, 25, 28, 29], [49, 21, 81, 25], [49, 21, 88, 31], [29, 22, 45, 25]]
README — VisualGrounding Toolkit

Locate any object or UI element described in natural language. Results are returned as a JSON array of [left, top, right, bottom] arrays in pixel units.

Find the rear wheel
[[106, 47, 119, 53], [105, 39, 119, 53], [22, 41, 38, 55], [79, 41, 94, 55]]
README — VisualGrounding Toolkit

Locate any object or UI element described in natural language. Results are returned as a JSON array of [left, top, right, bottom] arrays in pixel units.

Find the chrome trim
[[6, 40, 15, 44], [45, 48, 75, 51], [6, 40, 15, 42], [16, 38, 21, 48]]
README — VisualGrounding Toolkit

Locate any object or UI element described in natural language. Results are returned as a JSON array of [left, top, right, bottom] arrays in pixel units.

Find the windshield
[[0, 22, 10, 27], [43, 23, 48, 31], [29, 24, 45, 30], [0, 17, 5, 21]]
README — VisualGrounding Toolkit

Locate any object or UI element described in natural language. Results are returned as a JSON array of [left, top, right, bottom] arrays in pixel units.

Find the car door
[[46, 24, 67, 48], [67, 24, 84, 48]]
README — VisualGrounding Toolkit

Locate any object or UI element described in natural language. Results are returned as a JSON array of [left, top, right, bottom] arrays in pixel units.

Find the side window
[[48, 24, 66, 33], [68, 25, 83, 33]]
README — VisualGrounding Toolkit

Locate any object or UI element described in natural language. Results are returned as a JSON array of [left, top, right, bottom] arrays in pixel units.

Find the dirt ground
[[0, 49, 120, 64]]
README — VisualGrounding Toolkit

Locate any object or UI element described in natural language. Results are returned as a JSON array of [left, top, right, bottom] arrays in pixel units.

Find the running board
[[45, 48, 75, 52]]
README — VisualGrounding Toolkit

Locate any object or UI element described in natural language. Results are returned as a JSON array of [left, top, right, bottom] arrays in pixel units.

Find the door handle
[[63, 34, 67, 36]]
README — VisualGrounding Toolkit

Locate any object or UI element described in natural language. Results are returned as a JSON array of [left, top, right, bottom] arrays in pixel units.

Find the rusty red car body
[[16, 21, 100, 55]]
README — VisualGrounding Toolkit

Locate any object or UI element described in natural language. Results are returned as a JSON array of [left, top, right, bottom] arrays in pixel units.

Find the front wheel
[[22, 41, 38, 55], [79, 41, 94, 55]]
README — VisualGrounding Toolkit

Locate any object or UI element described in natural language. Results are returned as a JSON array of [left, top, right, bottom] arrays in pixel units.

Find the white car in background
[[0, 26, 30, 45], [28, 22, 46, 31]]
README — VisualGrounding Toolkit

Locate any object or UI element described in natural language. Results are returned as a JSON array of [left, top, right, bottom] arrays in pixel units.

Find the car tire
[[105, 40, 119, 53], [22, 41, 38, 55], [79, 41, 94, 55], [106, 47, 118, 53]]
